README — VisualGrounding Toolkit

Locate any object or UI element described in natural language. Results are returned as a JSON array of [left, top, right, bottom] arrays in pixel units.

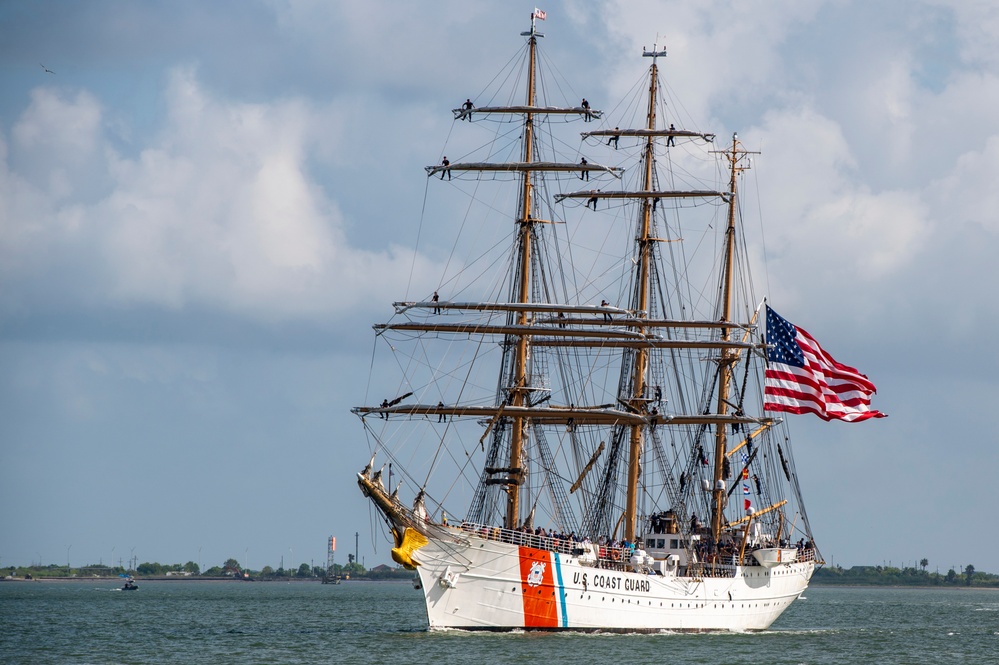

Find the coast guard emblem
[[527, 561, 546, 587]]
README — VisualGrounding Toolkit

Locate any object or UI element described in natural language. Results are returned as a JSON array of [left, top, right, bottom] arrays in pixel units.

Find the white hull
[[413, 530, 813, 632]]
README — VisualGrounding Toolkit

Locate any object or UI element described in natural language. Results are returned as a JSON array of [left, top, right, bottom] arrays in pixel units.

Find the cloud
[[931, 135, 999, 233], [947, 0, 999, 68], [10, 88, 107, 200], [596, 0, 821, 121], [0, 67, 439, 331], [733, 102, 931, 320]]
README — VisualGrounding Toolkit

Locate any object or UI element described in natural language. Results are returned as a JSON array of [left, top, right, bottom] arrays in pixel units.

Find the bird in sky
[[40, 63, 55, 74]]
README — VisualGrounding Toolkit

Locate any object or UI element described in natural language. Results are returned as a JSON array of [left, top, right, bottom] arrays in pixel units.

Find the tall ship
[[355, 11, 882, 632]]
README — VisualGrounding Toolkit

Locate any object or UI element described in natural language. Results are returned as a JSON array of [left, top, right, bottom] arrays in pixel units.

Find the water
[[1, 580, 996, 664]]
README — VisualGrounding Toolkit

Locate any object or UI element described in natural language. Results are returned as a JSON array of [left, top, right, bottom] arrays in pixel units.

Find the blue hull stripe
[[552, 553, 567, 627]]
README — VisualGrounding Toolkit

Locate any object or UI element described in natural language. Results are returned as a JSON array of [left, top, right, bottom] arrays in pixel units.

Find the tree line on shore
[[4, 558, 411, 581], [813, 562, 999, 587], [8, 559, 998, 586]]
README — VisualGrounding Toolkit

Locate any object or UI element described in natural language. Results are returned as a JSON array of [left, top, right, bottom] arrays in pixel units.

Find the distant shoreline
[[2, 576, 408, 583], [6, 576, 996, 590], [808, 582, 998, 590]]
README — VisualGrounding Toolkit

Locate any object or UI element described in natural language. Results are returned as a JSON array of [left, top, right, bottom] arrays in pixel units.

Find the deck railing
[[452, 520, 817, 576], [455, 521, 635, 570]]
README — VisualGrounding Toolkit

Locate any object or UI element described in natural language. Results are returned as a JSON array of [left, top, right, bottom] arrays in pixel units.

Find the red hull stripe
[[518, 546, 559, 628]]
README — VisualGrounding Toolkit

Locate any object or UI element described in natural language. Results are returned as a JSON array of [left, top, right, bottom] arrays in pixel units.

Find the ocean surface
[[1, 580, 996, 664]]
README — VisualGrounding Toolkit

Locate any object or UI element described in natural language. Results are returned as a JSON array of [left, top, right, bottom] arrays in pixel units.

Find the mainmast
[[709, 133, 758, 542], [623, 46, 667, 543]]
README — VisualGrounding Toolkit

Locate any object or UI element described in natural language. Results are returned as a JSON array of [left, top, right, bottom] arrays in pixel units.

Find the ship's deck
[[453, 521, 816, 578]]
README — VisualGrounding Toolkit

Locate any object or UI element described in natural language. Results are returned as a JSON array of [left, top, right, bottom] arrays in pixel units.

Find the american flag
[[764, 305, 886, 422], [533, 8, 547, 20]]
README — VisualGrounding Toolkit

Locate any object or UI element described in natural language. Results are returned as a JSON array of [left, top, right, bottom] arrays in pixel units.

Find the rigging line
[[532, 427, 578, 531], [734, 213, 756, 326], [362, 330, 380, 407], [780, 432, 817, 543], [368, 497, 389, 554], [430, 117, 472, 296], [594, 69, 649, 140], [435, 96, 522, 302], [677, 203, 724, 320], [405, 174, 434, 302], [538, 174, 575, 306], [383, 280, 469, 412], [380, 330, 445, 418], [657, 128, 715, 328], [565, 207, 635, 306], [434, 225, 518, 302], [751, 144, 771, 304], [359, 418, 404, 485], [543, 218, 611, 416], [654, 259, 698, 419], [435, 114, 460, 165], [384, 329, 493, 406], [658, 74, 707, 144], [359, 418, 450, 524], [534, 46, 588, 122], [435, 430, 489, 518], [550, 170, 583, 288], [417, 327, 500, 503], [534, 431, 598, 506], [450, 125, 525, 165], [434, 187, 506, 300], [474, 45, 529, 111], [494, 44, 529, 113]]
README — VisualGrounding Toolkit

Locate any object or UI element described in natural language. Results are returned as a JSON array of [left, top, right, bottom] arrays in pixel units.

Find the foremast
[[425, 16, 615, 531]]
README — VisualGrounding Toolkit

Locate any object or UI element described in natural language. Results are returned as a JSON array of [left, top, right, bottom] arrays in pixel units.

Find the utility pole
[[354, 532, 359, 569]]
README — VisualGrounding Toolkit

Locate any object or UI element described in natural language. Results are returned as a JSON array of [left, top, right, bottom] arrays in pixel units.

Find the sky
[[2, 0, 998, 576]]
